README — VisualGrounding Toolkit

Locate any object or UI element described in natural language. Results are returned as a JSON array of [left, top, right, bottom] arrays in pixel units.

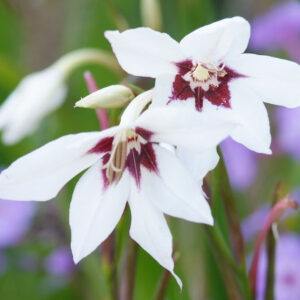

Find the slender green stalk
[[119, 238, 139, 300], [208, 149, 252, 299], [265, 183, 281, 300], [265, 230, 276, 300], [121, 82, 145, 96], [217, 150, 246, 268], [249, 196, 297, 295], [102, 233, 118, 300], [205, 228, 244, 300]]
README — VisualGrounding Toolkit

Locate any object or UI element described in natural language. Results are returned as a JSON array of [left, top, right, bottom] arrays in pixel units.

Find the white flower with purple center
[[105, 16, 300, 155], [0, 91, 236, 287]]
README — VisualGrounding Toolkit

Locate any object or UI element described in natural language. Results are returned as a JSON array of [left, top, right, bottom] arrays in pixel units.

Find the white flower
[[0, 49, 122, 145], [0, 91, 236, 287], [105, 17, 300, 155], [0, 65, 67, 145]]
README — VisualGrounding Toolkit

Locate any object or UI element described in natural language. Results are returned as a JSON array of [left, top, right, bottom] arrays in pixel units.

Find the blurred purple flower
[[221, 137, 259, 190], [257, 234, 300, 300], [0, 199, 36, 248], [250, 1, 300, 62], [275, 107, 300, 160], [242, 205, 269, 241], [44, 247, 75, 276]]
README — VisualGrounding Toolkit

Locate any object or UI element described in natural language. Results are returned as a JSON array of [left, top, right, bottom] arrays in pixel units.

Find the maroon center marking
[[169, 60, 245, 111], [135, 127, 153, 141], [88, 129, 158, 189], [88, 136, 113, 154]]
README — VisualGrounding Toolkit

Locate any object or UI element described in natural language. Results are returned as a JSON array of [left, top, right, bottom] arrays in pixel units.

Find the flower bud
[[75, 85, 135, 109]]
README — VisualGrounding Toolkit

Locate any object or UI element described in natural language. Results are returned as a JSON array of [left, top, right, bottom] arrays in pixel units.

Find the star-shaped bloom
[[105, 17, 300, 155], [0, 91, 236, 286]]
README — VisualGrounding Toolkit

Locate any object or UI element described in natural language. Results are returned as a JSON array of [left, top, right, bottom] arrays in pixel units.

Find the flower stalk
[[84, 71, 110, 129], [119, 238, 139, 300], [248, 195, 298, 296], [217, 150, 247, 268], [55, 48, 124, 77], [265, 182, 281, 300]]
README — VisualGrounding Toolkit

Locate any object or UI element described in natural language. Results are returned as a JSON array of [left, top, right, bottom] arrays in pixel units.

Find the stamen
[[103, 128, 141, 185], [192, 64, 210, 81]]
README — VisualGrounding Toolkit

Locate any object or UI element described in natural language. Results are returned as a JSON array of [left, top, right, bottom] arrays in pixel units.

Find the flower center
[[103, 128, 144, 184], [88, 127, 158, 189], [170, 59, 243, 111], [188, 62, 227, 91], [192, 64, 210, 81]]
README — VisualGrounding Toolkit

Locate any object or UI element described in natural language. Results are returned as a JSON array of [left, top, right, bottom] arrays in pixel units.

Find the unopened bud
[[75, 85, 135, 109]]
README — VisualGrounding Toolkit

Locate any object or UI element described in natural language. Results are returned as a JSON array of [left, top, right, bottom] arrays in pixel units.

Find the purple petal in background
[[250, 1, 300, 49], [0, 199, 36, 248], [256, 234, 300, 300], [221, 137, 259, 190], [44, 247, 75, 277], [242, 205, 269, 241], [250, 1, 300, 62], [275, 107, 300, 161]]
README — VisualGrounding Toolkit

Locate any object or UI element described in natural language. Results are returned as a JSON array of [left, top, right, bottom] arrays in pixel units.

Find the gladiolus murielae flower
[[105, 17, 300, 156], [0, 90, 238, 287], [0, 49, 121, 145]]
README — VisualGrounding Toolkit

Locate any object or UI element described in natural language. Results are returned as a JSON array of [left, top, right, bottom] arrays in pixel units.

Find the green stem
[[102, 233, 118, 300], [217, 150, 246, 268], [119, 238, 139, 300], [207, 226, 252, 300], [54, 48, 125, 77], [265, 183, 281, 300], [208, 148, 252, 299], [265, 230, 276, 300]]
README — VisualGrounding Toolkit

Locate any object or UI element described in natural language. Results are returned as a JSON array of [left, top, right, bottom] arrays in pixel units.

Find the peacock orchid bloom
[[0, 90, 237, 287], [105, 17, 300, 155]]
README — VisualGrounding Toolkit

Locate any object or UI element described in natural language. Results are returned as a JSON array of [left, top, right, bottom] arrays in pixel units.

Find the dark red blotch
[[169, 63, 245, 111]]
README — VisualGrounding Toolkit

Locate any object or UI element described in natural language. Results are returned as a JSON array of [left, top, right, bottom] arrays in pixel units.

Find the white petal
[[0, 128, 117, 201], [177, 147, 219, 182], [105, 28, 185, 77], [70, 163, 129, 263], [180, 17, 250, 62], [134, 107, 237, 150], [150, 145, 213, 224], [0, 67, 67, 145], [229, 81, 271, 154], [152, 73, 176, 107], [227, 53, 300, 108], [128, 182, 182, 288]]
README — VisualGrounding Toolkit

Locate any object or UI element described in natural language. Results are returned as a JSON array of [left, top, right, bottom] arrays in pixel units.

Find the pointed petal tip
[[172, 271, 183, 291], [104, 30, 120, 41], [207, 216, 214, 226], [71, 246, 82, 265], [266, 148, 272, 155]]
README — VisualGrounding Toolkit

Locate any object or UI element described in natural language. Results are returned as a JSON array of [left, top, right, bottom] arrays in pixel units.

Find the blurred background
[[1, 0, 300, 299]]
